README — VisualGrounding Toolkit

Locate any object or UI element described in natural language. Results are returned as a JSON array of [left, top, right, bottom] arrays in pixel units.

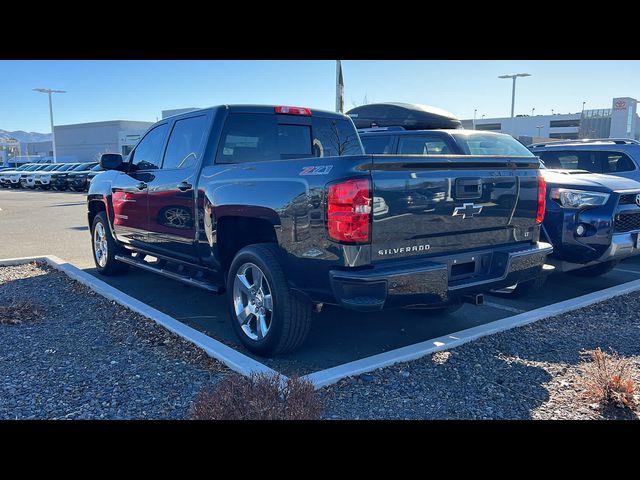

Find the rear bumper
[[329, 242, 553, 311]]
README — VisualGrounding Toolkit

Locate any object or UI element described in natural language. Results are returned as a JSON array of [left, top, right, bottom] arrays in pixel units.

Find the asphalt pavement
[[3, 188, 640, 376]]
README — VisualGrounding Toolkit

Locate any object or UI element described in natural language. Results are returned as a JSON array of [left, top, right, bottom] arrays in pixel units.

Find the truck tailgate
[[370, 155, 540, 261]]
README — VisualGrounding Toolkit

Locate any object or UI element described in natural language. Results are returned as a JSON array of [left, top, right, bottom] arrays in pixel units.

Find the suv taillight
[[536, 175, 546, 224], [327, 178, 372, 243]]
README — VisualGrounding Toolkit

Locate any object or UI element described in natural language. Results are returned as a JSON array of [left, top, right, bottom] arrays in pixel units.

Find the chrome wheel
[[93, 221, 108, 268], [233, 262, 273, 341]]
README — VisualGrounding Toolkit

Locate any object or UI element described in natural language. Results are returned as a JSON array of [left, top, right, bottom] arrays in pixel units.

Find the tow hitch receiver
[[462, 293, 484, 306]]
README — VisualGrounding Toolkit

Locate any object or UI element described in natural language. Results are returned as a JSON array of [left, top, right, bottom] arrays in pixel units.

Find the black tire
[[226, 243, 312, 356], [568, 260, 619, 278], [91, 211, 129, 276]]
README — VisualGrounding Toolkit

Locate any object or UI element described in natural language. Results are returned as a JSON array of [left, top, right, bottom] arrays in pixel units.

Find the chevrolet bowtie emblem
[[452, 203, 483, 219]]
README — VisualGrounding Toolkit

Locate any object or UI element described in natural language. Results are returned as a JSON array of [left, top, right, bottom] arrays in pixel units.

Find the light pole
[[582, 101, 586, 113], [33, 88, 66, 163], [532, 107, 535, 116], [498, 73, 531, 118], [473, 109, 477, 130]]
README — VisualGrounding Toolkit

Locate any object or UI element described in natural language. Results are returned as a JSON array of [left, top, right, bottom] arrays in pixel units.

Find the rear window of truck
[[216, 113, 363, 163]]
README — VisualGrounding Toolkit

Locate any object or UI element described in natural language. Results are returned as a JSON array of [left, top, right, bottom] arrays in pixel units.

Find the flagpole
[[336, 60, 344, 113]]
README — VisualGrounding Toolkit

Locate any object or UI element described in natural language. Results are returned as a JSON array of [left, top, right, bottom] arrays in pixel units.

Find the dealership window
[[129, 124, 169, 171], [162, 115, 208, 169], [475, 123, 501, 131], [549, 133, 579, 139], [549, 119, 581, 128]]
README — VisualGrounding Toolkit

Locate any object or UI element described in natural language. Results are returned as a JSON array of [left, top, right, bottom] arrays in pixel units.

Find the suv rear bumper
[[329, 242, 552, 311]]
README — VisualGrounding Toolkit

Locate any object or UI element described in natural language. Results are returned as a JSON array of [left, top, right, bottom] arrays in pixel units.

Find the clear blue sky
[[2, 60, 640, 133]]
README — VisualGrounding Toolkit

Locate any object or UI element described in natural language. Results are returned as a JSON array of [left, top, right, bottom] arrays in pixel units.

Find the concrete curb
[[0, 255, 281, 379], [301, 277, 640, 388]]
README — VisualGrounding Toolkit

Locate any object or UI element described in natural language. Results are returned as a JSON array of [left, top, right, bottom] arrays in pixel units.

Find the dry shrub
[[0, 301, 41, 325], [187, 372, 323, 420], [580, 348, 637, 410]]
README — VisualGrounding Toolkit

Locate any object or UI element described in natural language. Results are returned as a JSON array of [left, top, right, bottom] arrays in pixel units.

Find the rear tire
[[568, 260, 619, 278], [91, 211, 129, 276], [226, 243, 312, 356]]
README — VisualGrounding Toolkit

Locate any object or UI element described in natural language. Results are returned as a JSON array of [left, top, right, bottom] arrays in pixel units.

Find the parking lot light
[[33, 88, 66, 164], [498, 73, 531, 118]]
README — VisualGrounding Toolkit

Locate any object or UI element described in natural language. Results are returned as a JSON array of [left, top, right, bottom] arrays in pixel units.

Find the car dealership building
[[53, 120, 153, 163], [461, 97, 640, 144]]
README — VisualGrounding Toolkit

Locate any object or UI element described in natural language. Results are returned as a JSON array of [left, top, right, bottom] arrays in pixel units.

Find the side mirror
[[100, 153, 123, 170]]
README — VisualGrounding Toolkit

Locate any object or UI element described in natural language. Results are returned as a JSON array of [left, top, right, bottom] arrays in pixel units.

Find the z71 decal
[[300, 165, 333, 176]]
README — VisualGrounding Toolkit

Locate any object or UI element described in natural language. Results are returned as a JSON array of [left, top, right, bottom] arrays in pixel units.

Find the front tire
[[568, 260, 619, 277], [91, 211, 129, 276], [226, 243, 312, 356]]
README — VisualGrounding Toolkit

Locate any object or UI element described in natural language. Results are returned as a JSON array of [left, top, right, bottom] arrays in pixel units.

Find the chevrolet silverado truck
[[87, 104, 551, 355]]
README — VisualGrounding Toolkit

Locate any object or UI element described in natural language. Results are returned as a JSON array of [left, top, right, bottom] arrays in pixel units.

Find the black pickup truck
[[87, 104, 551, 355]]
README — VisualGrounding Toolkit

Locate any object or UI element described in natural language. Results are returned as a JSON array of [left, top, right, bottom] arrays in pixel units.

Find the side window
[[162, 116, 208, 170], [361, 136, 395, 154], [539, 151, 601, 173], [398, 136, 450, 155], [216, 114, 279, 164], [601, 151, 636, 173], [130, 124, 169, 171]]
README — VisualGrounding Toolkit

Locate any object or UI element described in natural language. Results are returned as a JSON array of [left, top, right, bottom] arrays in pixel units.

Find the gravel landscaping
[[2, 261, 640, 420], [0, 262, 229, 419], [322, 291, 640, 420]]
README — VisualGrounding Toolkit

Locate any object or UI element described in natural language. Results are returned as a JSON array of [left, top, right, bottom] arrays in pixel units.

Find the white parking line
[[613, 268, 640, 275], [302, 277, 640, 388], [0, 255, 279, 380], [482, 301, 526, 314]]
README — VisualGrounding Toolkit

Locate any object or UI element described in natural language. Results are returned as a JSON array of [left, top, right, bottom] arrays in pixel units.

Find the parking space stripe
[[482, 301, 526, 314], [302, 277, 640, 388], [613, 268, 640, 275]]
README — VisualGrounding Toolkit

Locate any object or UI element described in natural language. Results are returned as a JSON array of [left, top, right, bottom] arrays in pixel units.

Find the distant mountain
[[0, 129, 52, 143]]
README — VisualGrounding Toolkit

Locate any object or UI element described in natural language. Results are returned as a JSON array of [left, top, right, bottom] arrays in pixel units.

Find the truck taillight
[[327, 178, 372, 243], [536, 175, 546, 224], [275, 106, 311, 116]]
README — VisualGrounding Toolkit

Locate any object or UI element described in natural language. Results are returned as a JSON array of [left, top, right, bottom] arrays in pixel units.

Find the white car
[[33, 163, 65, 189]]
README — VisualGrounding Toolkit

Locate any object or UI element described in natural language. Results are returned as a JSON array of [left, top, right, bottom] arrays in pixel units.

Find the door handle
[[177, 181, 193, 192], [136, 182, 147, 190]]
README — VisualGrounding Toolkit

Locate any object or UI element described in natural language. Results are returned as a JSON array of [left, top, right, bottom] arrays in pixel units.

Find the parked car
[[2, 164, 43, 188], [526, 138, 640, 286], [19, 164, 50, 189], [536, 167, 640, 280], [87, 104, 550, 356], [0, 164, 32, 187], [529, 138, 640, 181], [65, 162, 99, 191], [33, 163, 70, 190], [49, 163, 82, 190]]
